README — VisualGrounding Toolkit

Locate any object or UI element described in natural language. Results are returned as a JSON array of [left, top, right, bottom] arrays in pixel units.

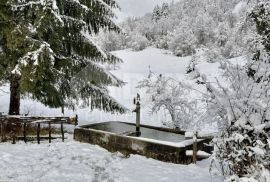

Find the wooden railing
[[0, 115, 78, 144]]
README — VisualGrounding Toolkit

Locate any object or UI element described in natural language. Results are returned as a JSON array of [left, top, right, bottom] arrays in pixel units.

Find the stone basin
[[74, 121, 212, 164]]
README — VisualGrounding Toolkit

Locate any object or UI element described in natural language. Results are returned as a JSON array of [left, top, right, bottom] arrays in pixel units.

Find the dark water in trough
[[88, 122, 185, 143]]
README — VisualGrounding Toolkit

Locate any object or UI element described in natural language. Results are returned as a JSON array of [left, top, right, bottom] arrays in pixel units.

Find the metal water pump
[[133, 94, 141, 136]]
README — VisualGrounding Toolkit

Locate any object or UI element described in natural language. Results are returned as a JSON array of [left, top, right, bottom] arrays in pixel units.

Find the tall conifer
[[0, 0, 126, 115]]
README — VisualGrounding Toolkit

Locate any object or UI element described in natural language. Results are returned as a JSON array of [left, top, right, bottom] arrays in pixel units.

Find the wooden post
[[23, 122, 27, 143], [0, 121, 3, 142], [37, 123, 40, 144], [75, 115, 78, 126], [1, 121, 6, 142], [48, 122, 51, 143], [61, 122, 64, 142], [193, 131, 198, 164], [12, 131, 16, 144]]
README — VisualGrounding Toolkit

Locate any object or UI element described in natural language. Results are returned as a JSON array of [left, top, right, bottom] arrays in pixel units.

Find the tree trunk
[[8, 77, 20, 115]]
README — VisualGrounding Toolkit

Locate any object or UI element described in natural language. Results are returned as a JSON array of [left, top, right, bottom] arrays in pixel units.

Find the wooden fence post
[[0, 121, 3, 142], [23, 122, 27, 143], [12, 130, 16, 144], [49, 122, 51, 143], [61, 122, 64, 142], [37, 123, 40, 144], [1, 121, 6, 142], [193, 131, 198, 164], [75, 115, 78, 126]]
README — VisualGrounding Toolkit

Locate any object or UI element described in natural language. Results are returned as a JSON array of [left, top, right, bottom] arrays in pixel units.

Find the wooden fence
[[0, 115, 78, 144]]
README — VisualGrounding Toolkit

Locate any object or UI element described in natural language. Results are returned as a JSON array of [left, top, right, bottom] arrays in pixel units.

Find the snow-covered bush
[[206, 2, 270, 180], [94, 30, 126, 52], [137, 72, 200, 130], [207, 60, 270, 181], [127, 32, 149, 51], [186, 47, 224, 76], [167, 24, 196, 57]]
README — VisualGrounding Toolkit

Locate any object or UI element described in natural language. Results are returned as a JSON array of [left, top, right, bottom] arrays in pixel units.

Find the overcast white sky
[[115, 0, 177, 22]]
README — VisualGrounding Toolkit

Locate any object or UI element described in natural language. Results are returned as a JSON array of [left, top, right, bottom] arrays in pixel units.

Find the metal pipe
[[135, 102, 141, 136], [133, 94, 141, 137]]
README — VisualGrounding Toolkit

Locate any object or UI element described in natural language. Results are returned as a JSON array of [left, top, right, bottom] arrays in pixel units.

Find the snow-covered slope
[[0, 47, 191, 126]]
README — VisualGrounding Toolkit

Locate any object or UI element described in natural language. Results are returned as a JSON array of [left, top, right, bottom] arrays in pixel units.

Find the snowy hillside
[[0, 47, 237, 129], [0, 48, 191, 126]]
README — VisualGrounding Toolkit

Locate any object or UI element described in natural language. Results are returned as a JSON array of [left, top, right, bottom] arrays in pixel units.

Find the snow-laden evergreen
[[0, 0, 126, 114]]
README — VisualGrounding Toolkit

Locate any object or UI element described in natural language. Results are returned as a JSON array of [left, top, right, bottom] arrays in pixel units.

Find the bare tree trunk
[[169, 109, 179, 129], [8, 76, 20, 115]]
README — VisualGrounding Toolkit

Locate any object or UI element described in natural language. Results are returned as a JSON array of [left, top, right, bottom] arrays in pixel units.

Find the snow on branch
[[12, 42, 55, 75], [11, 1, 41, 10], [71, 56, 124, 87], [81, 31, 108, 59], [66, 0, 91, 12], [95, 0, 118, 12]]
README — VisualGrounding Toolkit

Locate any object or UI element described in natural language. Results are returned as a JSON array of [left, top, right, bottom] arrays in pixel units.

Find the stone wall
[[74, 126, 212, 164]]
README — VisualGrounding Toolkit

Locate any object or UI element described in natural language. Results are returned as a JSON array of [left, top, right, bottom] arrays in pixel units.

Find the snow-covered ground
[[0, 135, 223, 182]]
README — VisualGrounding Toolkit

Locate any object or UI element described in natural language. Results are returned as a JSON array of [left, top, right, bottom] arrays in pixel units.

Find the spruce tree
[[0, 0, 126, 115], [161, 3, 169, 18], [152, 5, 161, 22]]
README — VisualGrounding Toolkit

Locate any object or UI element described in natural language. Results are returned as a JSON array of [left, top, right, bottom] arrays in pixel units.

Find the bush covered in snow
[[127, 32, 149, 51], [137, 72, 201, 130], [206, 1, 270, 180]]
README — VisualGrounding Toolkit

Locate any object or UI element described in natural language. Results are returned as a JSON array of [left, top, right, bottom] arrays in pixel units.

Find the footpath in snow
[[0, 135, 223, 182]]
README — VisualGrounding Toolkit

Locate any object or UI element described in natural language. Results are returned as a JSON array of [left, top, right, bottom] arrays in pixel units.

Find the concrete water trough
[[74, 121, 213, 164]]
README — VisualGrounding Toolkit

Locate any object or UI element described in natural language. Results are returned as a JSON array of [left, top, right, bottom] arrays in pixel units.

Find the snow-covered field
[[0, 135, 223, 182]]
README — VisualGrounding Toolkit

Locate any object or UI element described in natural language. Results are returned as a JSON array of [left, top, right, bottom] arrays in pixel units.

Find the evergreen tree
[[152, 5, 161, 22], [161, 3, 169, 18], [152, 3, 169, 22], [0, 0, 126, 115]]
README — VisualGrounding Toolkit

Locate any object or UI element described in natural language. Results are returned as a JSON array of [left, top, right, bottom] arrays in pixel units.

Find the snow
[[185, 131, 217, 139], [232, 1, 247, 17], [0, 135, 223, 182], [250, 147, 265, 156], [185, 150, 211, 158], [128, 136, 203, 148], [104, 47, 191, 126]]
